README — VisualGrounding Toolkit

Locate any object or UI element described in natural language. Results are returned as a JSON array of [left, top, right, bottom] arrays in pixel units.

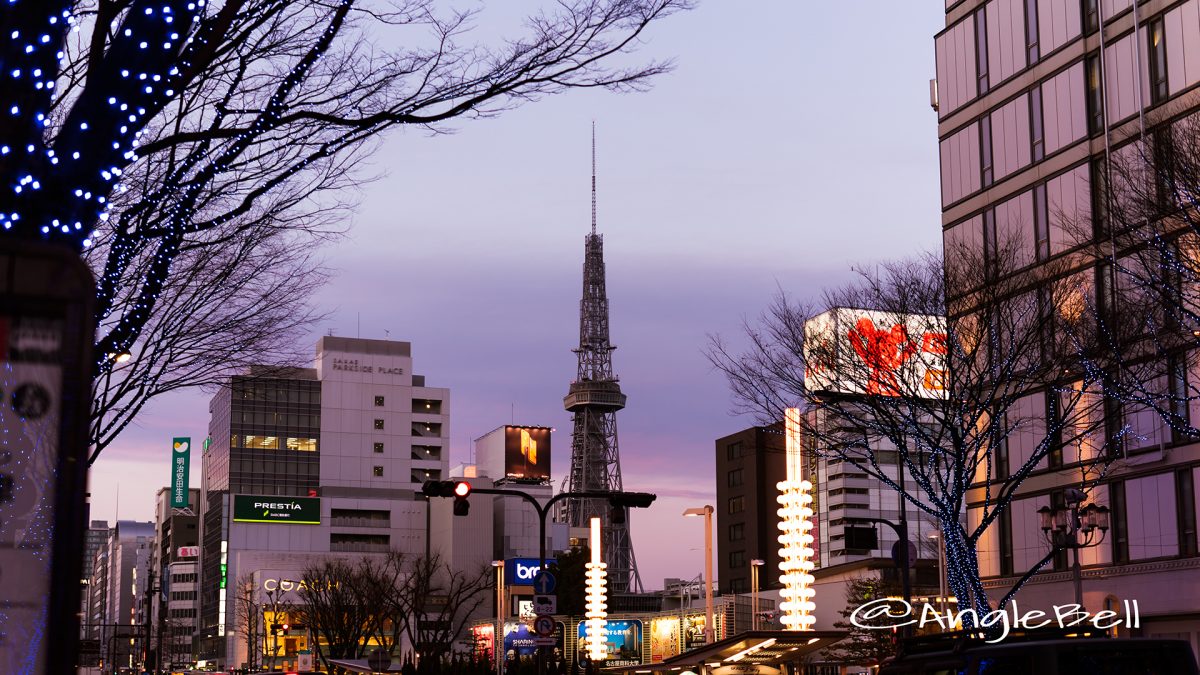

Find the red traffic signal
[[454, 481, 471, 498]]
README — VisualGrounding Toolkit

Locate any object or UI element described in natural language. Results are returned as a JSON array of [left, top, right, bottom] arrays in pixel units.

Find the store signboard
[[233, 495, 320, 524]]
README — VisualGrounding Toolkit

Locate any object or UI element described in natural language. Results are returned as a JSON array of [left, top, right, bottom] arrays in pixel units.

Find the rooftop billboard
[[804, 308, 947, 399], [504, 426, 551, 481]]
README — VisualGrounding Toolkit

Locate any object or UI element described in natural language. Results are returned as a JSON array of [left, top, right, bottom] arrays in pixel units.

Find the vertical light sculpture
[[584, 517, 608, 661], [777, 408, 816, 630]]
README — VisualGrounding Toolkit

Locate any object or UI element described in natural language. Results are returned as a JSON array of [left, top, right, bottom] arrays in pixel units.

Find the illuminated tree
[[0, 0, 691, 460], [707, 240, 1149, 624]]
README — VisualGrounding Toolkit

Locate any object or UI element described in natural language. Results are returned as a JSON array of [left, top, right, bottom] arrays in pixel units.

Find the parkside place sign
[[233, 494, 321, 524]]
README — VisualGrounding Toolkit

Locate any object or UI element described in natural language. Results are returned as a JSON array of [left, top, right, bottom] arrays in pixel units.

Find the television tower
[[562, 125, 642, 593]]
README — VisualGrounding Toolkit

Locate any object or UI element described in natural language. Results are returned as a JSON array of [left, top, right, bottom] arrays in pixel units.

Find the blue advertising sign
[[576, 619, 643, 667], [504, 558, 544, 586], [503, 621, 564, 661]]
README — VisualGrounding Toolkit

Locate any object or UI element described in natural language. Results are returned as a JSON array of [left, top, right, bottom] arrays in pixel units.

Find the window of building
[[413, 398, 442, 414], [373, 442, 384, 454], [983, 208, 998, 277], [1033, 183, 1049, 260], [1169, 355, 1190, 441], [1111, 481, 1129, 562], [729, 578, 748, 594], [1085, 54, 1104, 135], [1148, 18, 1168, 104], [286, 437, 317, 452], [1030, 88, 1045, 162], [726, 441, 743, 461], [995, 409, 1010, 479], [1024, 0, 1040, 64], [373, 419, 385, 430], [728, 496, 744, 514], [1178, 470, 1197, 556], [171, 591, 196, 601], [980, 116, 994, 187], [727, 469, 744, 488], [1051, 491, 1069, 570], [374, 395, 385, 407], [1047, 392, 1064, 469], [243, 435, 280, 450], [975, 9, 990, 94], [373, 466, 384, 477], [1082, 0, 1099, 34], [999, 506, 1013, 576], [729, 550, 746, 569], [1090, 157, 1108, 237], [729, 523, 745, 542]]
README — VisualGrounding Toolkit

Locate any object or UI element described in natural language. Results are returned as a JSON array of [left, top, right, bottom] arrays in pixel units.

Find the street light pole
[[683, 506, 714, 644], [929, 530, 947, 617], [491, 560, 505, 675], [1037, 489, 1110, 611], [750, 559, 764, 631]]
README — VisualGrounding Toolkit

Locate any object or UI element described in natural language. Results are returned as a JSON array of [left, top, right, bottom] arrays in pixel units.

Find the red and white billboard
[[804, 308, 947, 398]]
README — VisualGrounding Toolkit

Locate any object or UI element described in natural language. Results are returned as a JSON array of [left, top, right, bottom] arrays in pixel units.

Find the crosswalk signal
[[453, 481, 471, 516]]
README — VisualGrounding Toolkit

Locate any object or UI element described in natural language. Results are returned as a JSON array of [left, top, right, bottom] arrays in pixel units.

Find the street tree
[[827, 576, 902, 669], [0, 0, 692, 461], [706, 240, 1148, 623], [392, 554, 492, 669], [233, 573, 261, 672]]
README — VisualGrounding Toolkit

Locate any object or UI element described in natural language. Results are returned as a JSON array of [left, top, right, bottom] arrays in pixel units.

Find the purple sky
[[88, 2, 945, 589]]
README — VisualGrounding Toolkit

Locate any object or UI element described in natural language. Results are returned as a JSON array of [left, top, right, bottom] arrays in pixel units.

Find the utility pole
[[141, 567, 159, 673]]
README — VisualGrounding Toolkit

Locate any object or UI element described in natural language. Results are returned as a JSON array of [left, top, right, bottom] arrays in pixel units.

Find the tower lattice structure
[[562, 127, 642, 594]]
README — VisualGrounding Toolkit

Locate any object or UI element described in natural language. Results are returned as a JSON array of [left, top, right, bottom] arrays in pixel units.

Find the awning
[[325, 658, 404, 673], [601, 630, 847, 675]]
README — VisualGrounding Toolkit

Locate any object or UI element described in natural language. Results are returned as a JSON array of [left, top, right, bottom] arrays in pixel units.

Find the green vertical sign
[[171, 437, 190, 508]]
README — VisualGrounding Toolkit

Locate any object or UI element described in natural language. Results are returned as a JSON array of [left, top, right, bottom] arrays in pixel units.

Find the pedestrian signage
[[233, 494, 321, 524], [532, 570, 556, 594], [534, 615, 555, 637], [533, 594, 556, 614]]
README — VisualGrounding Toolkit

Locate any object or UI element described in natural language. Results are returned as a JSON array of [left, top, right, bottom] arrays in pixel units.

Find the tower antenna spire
[[591, 121, 597, 235]]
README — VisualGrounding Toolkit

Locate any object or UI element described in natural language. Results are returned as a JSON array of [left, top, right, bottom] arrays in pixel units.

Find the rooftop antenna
[[591, 120, 597, 235]]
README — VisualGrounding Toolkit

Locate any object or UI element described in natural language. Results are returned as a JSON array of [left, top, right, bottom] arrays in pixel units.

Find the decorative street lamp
[[682, 506, 715, 643], [777, 408, 816, 631], [749, 559, 765, 630], [1036, 488, 1111, 609]]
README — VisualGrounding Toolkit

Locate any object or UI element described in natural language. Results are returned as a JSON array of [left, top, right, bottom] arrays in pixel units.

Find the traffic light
[[422, 480, 472, 516], [422, 480, 456, 497], [453, 480, 471, 517], [608, 491, 656, 523]]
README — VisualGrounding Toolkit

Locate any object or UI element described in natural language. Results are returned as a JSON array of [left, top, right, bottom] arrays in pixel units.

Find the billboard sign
[[804, 308, 947, 399], [170, 437, 190, 508], [177, 546, 200, 559], [504, 426, 551, 481], [576, 619, 643, 666], [649, 617, 680, 663], [504, 558, 544, 586], [233, 495, 320, 524], [504, 621, 564, 661]]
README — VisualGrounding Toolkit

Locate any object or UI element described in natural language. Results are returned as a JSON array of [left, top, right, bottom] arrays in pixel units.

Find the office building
[[715, 425, 786, 596], [196, 336, 450, 669], [147, 487, 200, 669], [473, 425, 569, 561], [935, 0, 1200, 652]]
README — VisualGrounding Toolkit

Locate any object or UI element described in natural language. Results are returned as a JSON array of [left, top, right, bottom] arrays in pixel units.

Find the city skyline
[[84, 1, 946, 589]]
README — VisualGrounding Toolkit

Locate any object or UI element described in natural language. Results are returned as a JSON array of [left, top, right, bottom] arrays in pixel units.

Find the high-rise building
[[935, 0, 1200, 650], [562, 131, 642, 593], [85, 520, 154, 671], [196, 336, 451, 668], [715, 425, 785, 596], [147, 487, 200, 669]]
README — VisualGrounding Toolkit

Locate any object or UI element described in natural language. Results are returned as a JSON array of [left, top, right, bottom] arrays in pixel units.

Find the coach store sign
[[233, 494, 321, 524]]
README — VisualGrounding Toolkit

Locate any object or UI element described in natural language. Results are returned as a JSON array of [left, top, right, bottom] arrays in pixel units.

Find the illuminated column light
[[584, 516, 608, 661], [777, 407, 816, 630]]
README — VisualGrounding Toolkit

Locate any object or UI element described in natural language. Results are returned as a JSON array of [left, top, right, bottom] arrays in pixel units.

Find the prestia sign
[[233, 495, 321, 524]]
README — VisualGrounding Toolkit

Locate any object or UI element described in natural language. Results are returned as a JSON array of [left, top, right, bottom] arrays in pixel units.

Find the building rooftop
[[317, 336, 412, 357]]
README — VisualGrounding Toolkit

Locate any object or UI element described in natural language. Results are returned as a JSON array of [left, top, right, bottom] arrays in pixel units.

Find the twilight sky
[[88, 1, 945, 589]]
